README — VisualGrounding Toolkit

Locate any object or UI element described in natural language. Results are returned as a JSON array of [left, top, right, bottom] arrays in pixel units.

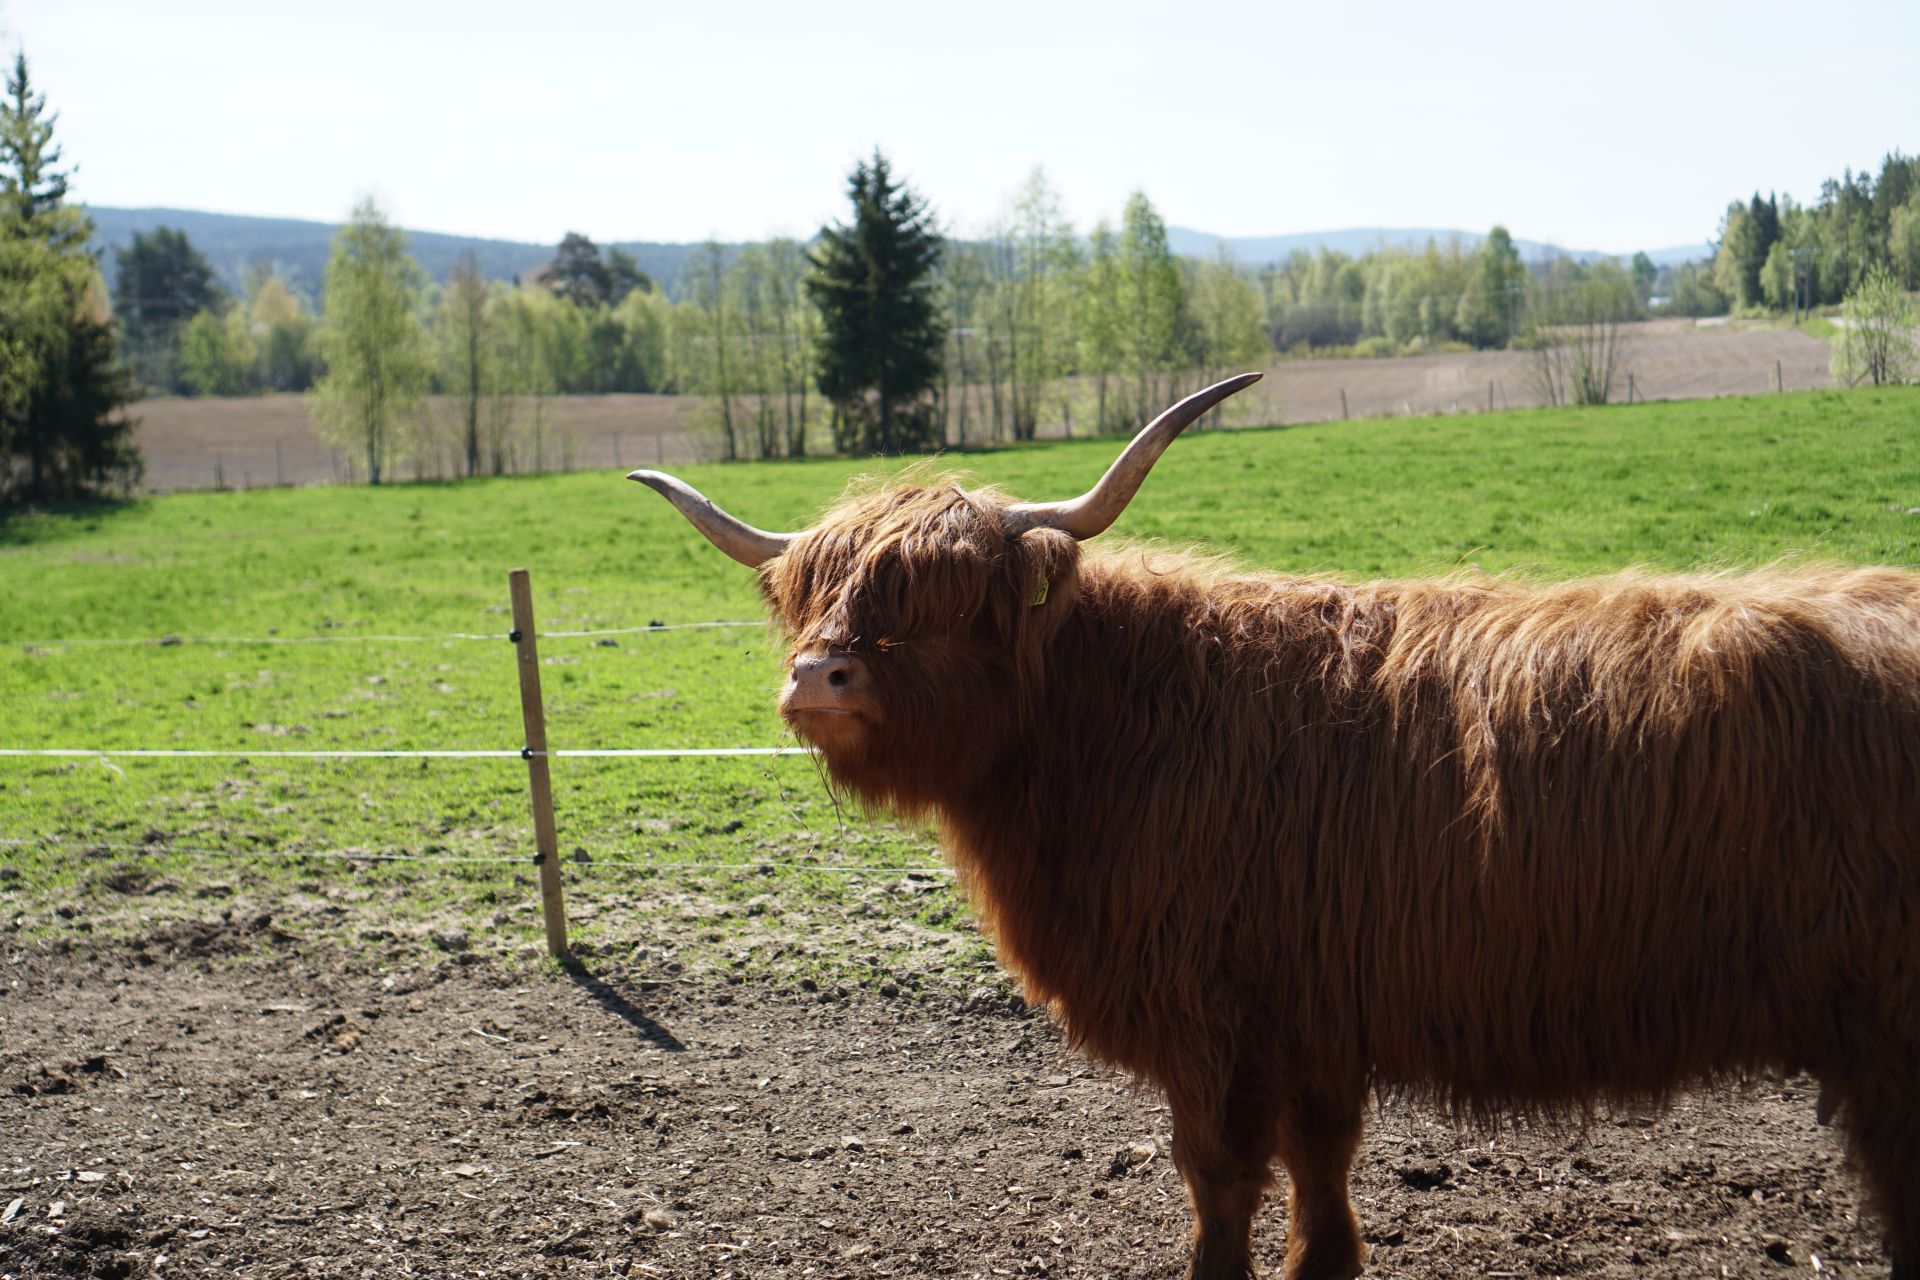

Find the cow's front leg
[[1168, 1073, 1283, 1280], [1271, 1087, 1366, 1280]]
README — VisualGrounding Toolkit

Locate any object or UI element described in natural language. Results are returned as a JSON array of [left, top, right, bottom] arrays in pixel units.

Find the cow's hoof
[[1187, 1263, 1258, 1280], [1283, 1239, 1365, 1280], [1187, 1244, 1259, 1280]]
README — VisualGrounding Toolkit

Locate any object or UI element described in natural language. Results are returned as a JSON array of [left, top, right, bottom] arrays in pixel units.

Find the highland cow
[[630, 373, 1920, 1280]]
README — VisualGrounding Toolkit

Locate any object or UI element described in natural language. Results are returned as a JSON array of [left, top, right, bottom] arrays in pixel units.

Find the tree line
[[94, 154, 1280, 472], [1706, 153, 1920, 314], [113, 225, 670, 400]]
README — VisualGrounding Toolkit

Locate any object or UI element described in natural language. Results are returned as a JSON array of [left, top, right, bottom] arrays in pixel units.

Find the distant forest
[[1705, 153, 1920, 312], [94, 151, 1920, 473], [89, 206, 710, 300]]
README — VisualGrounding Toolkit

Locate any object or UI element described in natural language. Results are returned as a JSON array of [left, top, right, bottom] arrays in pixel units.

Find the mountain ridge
[[1164, 225, 1711, 269], [83, 205, 1712, 297]]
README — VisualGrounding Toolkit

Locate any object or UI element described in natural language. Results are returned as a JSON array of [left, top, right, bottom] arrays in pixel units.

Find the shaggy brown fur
[[752, 480, 1920, 1280]]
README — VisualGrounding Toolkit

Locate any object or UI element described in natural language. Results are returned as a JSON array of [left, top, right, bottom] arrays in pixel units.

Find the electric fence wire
[[0, 747, 806, 759], [0, 836, 951, 877], [12, 619, 766, 649]]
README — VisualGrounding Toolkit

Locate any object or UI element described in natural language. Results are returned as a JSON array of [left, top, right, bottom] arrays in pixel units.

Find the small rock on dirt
[[1396, 1159, 1453, 1191], [1107, 1141, 1157, 1178]]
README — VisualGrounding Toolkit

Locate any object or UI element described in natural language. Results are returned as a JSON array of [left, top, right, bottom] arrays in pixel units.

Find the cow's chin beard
[[783, 710, 943, 817], [782, 708, 873, 760]]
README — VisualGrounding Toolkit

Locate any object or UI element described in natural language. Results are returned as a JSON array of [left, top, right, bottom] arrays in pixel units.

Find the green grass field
[[3, 387, 1917, 980]]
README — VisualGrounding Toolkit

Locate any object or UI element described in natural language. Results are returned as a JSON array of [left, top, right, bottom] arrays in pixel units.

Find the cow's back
[[943, 560, 1920, 1114]]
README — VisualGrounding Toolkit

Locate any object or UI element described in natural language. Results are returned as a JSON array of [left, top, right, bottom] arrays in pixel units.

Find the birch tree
[[671, 241, 742, 460], [310, 198, 430, 485], [1831, 267, 1917, 387], [727, 243, 781, 459], [1077, 221, 1124, 435], [935, 242, 989, 445], [1117, 191, 1190, 426], [767, 237, 816, 456], [435, 256, 496, 477], [1188, 248, 1267, 422], [1004, 169, 1077, 439]]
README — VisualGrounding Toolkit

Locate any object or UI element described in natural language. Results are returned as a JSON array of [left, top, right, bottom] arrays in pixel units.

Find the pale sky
[[6, 0, 1917, 254]]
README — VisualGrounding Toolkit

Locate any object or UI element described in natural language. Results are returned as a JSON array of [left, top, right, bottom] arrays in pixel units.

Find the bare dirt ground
[[125, 321, 1836, 494], [129, 394, 697, 495], [1, 913, 1889, 1279], [1237, 319, 1834, 428]]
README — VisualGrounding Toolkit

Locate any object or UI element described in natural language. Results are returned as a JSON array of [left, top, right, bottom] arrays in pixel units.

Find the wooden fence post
[[508, 568, 569, 959], [1340, 388, 1349, 420]]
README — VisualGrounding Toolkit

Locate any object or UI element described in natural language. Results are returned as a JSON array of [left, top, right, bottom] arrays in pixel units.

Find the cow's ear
[[1014, 527, 1080, 635], [1005, 527, 1078, 707]]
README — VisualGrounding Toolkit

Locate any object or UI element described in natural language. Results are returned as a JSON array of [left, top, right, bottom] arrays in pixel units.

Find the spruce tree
[[605, 247, 651, 304], [1, 52, 74, 243], [806, 150, 944, 454], [545, 232, 613, 308], [113, 227, 223, 391], [0, 51, 139, 505], [1454, 226, 1526, 349]]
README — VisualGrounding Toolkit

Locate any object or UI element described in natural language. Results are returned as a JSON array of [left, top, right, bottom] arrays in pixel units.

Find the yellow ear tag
[[1029, 574, 1050, 607]]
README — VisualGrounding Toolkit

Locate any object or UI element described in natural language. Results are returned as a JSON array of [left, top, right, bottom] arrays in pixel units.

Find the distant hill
[[84, 206, 1713, 300], [1166, 225, 1712, 269], [86, 207, 718, 299]]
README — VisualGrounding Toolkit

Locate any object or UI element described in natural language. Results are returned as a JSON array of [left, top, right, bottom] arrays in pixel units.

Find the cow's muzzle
[[780, 651, 862, 718]]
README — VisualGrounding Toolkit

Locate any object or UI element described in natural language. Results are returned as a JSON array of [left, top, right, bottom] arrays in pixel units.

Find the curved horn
[[627, 470, 796, 568], [1005, 372, 1262, 540]]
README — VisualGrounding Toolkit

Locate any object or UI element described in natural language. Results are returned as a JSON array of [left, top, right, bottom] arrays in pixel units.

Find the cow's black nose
[[789, 651, 855, 705]]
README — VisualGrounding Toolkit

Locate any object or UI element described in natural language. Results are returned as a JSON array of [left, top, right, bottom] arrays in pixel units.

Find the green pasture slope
[[2, 388, 1916, 980]]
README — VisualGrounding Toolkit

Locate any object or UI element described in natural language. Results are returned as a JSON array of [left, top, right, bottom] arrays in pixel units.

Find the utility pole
[[1503, 279, 1527, 346]]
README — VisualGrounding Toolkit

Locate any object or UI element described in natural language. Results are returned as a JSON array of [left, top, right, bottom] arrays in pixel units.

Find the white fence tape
[[0, 747, 806, 760]]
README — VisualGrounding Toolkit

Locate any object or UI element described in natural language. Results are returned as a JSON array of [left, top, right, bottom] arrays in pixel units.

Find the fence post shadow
[[563, 959, 686, 1052]]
